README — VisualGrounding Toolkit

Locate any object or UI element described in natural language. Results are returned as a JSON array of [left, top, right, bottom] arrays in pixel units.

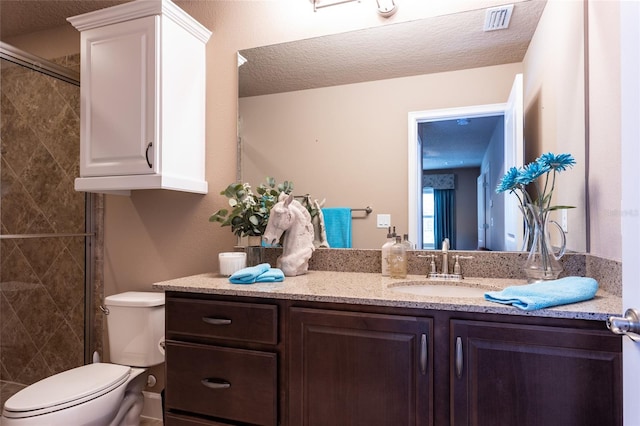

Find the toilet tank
[[105, 291, 165, 367]]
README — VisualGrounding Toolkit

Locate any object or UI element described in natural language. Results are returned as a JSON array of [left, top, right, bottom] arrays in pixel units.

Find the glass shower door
[[0, 46, 91, 404]]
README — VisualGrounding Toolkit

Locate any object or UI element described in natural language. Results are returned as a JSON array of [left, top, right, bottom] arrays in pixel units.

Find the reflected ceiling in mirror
[[239, 1, 546, 97], [419, 116, 503, 170]]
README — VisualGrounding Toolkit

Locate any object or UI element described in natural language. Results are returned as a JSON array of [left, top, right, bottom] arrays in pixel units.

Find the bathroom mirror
[[238, 0, 588, 252]]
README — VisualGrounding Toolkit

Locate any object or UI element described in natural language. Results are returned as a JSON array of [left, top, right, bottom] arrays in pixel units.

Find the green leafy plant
[[209, 177, 294, 237]]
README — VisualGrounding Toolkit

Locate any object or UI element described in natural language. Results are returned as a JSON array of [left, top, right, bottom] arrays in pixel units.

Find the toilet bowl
[[1, 291, 165, 426]]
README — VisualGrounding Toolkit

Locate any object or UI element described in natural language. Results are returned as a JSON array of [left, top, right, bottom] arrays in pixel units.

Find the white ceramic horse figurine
[[263, 193, 315, 276]]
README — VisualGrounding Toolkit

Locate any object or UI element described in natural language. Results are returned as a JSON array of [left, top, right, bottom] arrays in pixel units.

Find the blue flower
[[496, 167, 520, 193], [538, 152, 576, 172], [517, 161, 547, 185], [496, 152, 576, 240]]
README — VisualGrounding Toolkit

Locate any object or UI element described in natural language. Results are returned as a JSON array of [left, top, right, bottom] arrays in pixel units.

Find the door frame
[[620, 0, 640, 423], [407, 103, 506, 249]]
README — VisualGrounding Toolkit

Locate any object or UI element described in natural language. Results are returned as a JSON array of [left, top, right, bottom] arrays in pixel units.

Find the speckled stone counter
[[260, 248, 622, 296], [153, 271, 621, 322]]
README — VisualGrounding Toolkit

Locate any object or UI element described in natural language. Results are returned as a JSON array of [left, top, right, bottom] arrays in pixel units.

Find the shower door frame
[[0, 41, 99, 365]]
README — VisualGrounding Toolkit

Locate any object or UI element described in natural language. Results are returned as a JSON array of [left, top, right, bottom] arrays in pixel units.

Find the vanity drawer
[[165, 412, 233, 425], [166, 297, 278, 344], [165, 341, 278, 426]]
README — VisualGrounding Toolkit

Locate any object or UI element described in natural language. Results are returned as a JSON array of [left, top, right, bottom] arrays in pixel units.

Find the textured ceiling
[[419, 116, 503, 170], [0, 1, 130, 38], [1, 0, 545, 98], [237, 1, 546, 169], [1, 0, 546, 171], [239, 1, 546, 97]]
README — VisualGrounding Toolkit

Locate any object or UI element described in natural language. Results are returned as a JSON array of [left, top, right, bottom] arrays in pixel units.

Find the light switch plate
[[377, 214, 391, 229], [561, 209, 568, 232]]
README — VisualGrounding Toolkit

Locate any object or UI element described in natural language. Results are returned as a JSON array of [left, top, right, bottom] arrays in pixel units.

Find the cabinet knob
[[145, 142, 153, 168]]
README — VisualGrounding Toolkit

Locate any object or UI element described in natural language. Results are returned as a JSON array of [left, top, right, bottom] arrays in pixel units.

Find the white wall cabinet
[[68, 0, 211, 195]]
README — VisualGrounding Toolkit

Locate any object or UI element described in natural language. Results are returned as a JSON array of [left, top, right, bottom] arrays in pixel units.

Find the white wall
[[587, 0, 622, 262], [523, 0, 587, 253], [482, 117, 506, 251]]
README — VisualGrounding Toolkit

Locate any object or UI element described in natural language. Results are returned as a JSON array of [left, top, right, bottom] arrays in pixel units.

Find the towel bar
[[294, 195, 372, 217], [351, 207, 372, 215]]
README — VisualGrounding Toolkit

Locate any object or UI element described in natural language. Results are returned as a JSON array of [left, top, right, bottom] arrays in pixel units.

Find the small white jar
[[218, 252, 247, 276]]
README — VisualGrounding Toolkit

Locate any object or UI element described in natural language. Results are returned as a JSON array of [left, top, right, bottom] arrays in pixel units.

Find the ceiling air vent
[[484, 4, 514, 31]]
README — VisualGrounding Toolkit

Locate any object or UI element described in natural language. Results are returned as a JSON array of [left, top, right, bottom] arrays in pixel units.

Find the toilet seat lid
[[3, 363, 131, 414]]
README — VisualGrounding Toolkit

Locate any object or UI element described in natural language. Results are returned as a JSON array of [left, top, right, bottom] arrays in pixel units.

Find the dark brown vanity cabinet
[[164, 296, 279, 425], [450, 320, 622, 426], [163, 292, 622, 426], [288, 308, 433, 426]]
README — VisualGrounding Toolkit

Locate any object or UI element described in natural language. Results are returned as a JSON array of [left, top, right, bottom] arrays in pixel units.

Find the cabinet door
[[289, 307, 433, 426], [80, 15, 157, 177], [451, 320, 622, 426]]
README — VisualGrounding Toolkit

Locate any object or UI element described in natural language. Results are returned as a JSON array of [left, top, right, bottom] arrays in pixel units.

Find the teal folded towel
[[229, 263, 270, 284], [256, 268, 285, 283], [484, 276, 598, 311], [322, 207, 352, 248]]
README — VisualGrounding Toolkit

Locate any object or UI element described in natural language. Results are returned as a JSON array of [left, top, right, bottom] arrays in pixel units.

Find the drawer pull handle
[[202, 317, 232, 325], [201, 378, 231, 389]]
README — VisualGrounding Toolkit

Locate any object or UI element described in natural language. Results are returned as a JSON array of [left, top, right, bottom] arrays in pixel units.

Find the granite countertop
[[153, 271, 621, 321]]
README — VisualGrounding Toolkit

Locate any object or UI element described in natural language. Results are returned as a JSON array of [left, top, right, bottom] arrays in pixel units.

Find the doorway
[[417, 114, 503, 250], [408, 74, 524, 251]]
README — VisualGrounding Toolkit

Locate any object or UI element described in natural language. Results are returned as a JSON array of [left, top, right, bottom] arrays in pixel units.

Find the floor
[[0, 415, 162, 425], [1, 381, 163, 425], [140, 417, 163, 425]]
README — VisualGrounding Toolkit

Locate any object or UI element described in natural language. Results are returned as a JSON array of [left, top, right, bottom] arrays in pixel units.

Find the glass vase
[[523, 204, 566, 282], [245, 235, 264, 267], [518, 204, 534, 252]]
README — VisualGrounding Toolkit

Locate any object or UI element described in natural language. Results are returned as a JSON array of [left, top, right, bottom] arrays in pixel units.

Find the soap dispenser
[[389, 236, 407, 279], [402, 234, 414, 250], [453, 255, 461, 276], [381, 227, 395, 276]]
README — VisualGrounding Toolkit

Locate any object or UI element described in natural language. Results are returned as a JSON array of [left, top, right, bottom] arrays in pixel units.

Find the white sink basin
[[388, 281, 497, 298]]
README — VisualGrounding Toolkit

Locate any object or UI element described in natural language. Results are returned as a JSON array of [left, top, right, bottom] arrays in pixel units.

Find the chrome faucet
[[441, 238, 449, 274], [421, 239, 475, 280], [424, 240, 474, 280]]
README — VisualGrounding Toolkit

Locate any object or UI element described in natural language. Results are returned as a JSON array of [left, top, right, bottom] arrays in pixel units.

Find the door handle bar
[[607, 308, 640, 341], [455, 336, 463, 379]]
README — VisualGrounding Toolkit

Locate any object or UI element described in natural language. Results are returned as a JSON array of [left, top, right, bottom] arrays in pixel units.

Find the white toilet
[[1, 291, 165, 426]]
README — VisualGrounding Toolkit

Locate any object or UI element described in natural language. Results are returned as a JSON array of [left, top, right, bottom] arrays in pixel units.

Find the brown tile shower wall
[[0, 54, 89, 397]]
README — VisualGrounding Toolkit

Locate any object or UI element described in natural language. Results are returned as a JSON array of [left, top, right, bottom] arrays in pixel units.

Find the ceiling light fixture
[[376, 0, 397, 18], [311, 0, 360, 12]]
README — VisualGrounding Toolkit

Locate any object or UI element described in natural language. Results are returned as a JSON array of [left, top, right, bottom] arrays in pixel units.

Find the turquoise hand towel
[[322, 207, 352, 248], [484, 276, 598, 311], [256, 268, 285, 283], [229, 263, 270, 284]]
